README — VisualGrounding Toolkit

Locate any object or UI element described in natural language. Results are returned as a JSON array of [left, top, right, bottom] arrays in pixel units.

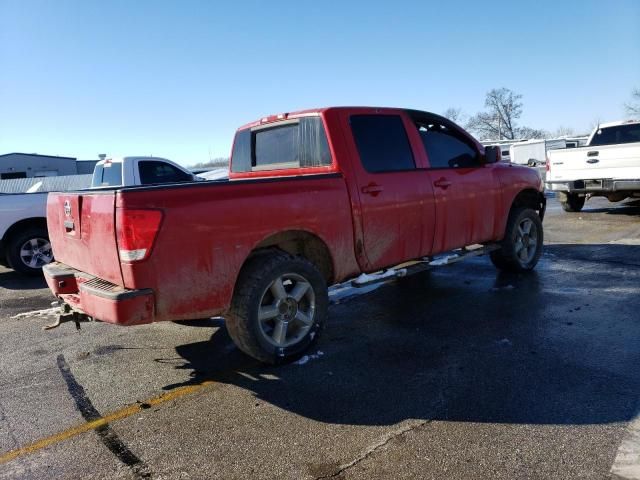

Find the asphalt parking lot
[[1, 195, 639, 480]]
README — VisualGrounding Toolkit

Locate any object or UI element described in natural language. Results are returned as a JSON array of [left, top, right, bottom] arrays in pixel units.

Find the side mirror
[[483, 145, 501, 164]]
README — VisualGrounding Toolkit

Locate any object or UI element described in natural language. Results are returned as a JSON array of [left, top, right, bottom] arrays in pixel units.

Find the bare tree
[[553, 126, 575, 137], [589, 117, 603, 131], [625, 88, 640, 117], [466, 88, 523, 140], [442, 107, 465, 124], [517, 126, 548, 139], [189, 157, 230, 169]]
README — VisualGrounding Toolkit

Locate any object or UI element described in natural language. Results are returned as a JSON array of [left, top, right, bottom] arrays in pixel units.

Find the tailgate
[[47, 191, 123, 285], [548, 143, 640, 181]]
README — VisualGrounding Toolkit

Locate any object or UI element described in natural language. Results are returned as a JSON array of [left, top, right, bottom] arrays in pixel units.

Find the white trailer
[[509, 139, 571, 166]]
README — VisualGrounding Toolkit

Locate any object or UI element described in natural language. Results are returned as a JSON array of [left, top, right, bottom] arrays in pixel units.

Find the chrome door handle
[[361, 184, 384, 196], [433, 178, 452, 189]]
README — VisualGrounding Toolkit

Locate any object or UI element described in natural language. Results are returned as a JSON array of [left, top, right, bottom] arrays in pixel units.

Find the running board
[[351, 244, 501, 288]]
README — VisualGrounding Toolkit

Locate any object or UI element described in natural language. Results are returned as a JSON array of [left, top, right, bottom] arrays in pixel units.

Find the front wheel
[[490, 208, 543, 273], [226, 252, 328, 364]]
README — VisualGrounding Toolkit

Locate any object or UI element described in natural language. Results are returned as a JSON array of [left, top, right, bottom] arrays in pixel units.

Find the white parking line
[[611, 407, 640, 479]]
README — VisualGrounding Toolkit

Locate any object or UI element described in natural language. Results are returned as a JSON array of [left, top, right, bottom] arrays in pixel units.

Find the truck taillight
[[116, 209, 163, 262], [545, 156, 550, 172]]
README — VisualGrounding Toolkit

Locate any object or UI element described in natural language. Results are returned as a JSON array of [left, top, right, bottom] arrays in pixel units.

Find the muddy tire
[[226, 251, 328, 364], [6, 227, 54, 276], [559, 192, 585, 212], [490, 208, 543, 273]]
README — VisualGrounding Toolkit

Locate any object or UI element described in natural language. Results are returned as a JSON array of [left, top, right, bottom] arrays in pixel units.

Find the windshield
[[91, 162, 123, 187]]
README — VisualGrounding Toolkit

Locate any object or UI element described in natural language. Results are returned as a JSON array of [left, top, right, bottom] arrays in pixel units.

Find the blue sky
[[1, 0, 638, 166]]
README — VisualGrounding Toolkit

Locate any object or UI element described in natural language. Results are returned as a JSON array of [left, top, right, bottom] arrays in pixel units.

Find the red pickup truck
[[44, 107, 545, 363]]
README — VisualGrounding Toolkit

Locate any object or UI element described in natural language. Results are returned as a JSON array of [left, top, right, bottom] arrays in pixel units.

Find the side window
[[350, 115, 415, 172], [139, 161, 192, 185], [231, 117, 332, 173], [417, 123, 479, 169]]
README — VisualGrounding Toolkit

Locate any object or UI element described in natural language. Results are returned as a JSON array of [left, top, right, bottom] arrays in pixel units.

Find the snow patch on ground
[[294, 350, 324, 365], [351, 269, 407, 286], [352, 269, 401, 285], [429, 255, 459, 266], [329, 282, 383, 304]]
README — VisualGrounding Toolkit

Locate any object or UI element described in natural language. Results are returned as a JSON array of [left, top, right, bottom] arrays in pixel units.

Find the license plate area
[[584, 179, 603, 189]]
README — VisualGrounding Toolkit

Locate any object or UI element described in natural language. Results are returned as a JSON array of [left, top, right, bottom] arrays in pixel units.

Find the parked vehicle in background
[[0, 157, 201, 276], [0, 174, 95, 275], [196, 167, 229, 181], [510, 138, 571, 167], [44, 107, 546, 363], [545, 120, 640, 212], [481, 140, 519, 162], [0, 192, 52, 275], [91, 156, 202, 187]]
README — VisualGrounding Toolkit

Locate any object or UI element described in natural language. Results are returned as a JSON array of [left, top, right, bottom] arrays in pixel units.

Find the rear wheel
[[6, 227, 53, 276], [226, 252, 328, 364], [490, 208, 543, 273], [559, 192, 585, 212]]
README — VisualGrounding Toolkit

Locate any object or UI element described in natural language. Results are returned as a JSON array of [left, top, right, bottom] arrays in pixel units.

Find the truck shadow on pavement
[[0, 268, 47, 290], [164, 244, 640, 427], [584, 199, 640, 216]]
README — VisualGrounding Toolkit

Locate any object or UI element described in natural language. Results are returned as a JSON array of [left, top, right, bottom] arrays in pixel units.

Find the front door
[[412, 117, 502, 253]]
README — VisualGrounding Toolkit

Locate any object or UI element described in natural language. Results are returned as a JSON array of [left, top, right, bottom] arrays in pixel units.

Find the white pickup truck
[[0, 156, 200, 275], [545, 120, 640, 212], [91, 156, 202, 187]]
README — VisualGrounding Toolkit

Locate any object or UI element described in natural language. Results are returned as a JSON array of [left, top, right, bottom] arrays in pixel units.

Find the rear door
[[47, 192, 123, 285], [339, 109, 435, 271], [410, 116, 502, 252]]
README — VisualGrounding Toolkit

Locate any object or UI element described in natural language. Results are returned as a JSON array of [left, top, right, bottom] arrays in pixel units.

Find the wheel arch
[[509, 188, 546, 221], [241, 229, 335, 285], [2, 217, 48, 244]]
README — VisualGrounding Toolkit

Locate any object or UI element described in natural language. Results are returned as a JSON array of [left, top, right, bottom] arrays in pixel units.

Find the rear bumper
[[43, 262, 155, 326], [545, 179, 640, 193]]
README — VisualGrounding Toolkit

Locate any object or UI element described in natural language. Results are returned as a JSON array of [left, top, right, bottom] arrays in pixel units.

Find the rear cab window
[[349, 115, 415, 172], [590, 124, 640, 146], [91, 161, 123, 187], [231, 116, 332, 175]]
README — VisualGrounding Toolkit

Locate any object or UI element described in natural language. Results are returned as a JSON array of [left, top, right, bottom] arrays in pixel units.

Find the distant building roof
[[0, 152, 77, 161]]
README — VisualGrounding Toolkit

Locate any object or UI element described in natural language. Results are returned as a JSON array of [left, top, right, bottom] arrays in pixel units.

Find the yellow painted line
[[0, 380, 217, 465]]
